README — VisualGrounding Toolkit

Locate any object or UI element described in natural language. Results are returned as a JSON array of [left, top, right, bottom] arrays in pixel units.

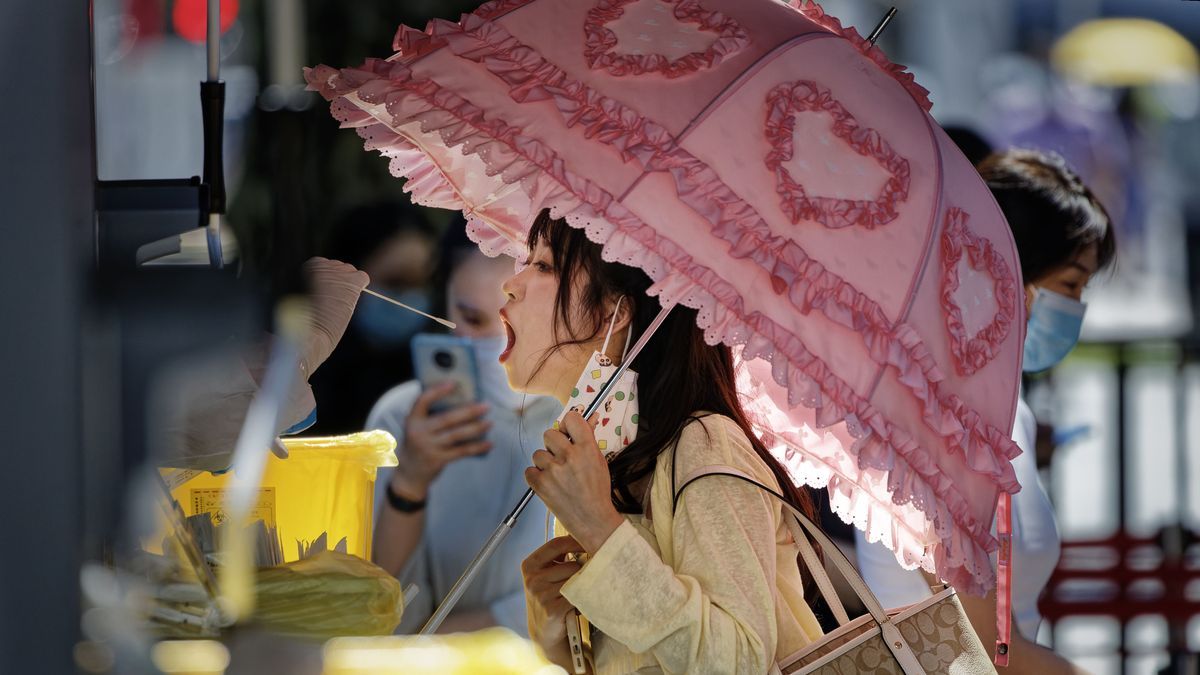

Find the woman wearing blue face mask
[[368, 223, 560, 635], [855, 148, 1116, 675]]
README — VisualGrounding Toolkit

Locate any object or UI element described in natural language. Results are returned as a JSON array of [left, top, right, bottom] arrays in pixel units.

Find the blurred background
[[1, 0, 1198, 672]]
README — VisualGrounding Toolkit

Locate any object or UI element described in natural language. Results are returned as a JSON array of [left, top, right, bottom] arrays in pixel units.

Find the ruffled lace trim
[[466, 214, 527, 259], [788, 0, 932, 112], [390, 0, 533, 60], [583, 0, 749, 78], [304, 8, 1005, 594], [764, 79, 910, 230], [430, 14, 1021, 491], [939, 207, 1019, 377], [654, 272, 997, 591], [732, 346, 996, 591], [391, 24, 442, 60]]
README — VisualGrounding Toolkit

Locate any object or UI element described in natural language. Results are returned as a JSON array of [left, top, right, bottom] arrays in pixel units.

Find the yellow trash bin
[[166, 430, 397, 563]]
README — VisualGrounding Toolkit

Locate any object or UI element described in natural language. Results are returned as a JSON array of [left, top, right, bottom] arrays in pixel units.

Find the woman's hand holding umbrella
[[526, 412, 625, 555]]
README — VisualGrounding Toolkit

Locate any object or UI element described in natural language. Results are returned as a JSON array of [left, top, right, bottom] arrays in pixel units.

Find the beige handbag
[[675, 465, 997, 675]]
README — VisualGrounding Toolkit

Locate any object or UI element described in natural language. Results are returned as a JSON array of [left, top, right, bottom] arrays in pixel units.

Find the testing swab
[[363, 288, 457, 330]]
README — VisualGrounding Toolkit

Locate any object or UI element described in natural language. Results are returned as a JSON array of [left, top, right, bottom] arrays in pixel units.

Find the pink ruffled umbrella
[[306, 0, 1024, 641]]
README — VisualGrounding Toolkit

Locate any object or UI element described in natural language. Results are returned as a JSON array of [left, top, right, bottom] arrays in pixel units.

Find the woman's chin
[[501, 363, 527, 393], [502, 368, 557, 402]]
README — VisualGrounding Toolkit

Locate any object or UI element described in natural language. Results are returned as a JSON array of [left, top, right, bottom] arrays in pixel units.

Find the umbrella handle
[[420, 303, 674, 634]]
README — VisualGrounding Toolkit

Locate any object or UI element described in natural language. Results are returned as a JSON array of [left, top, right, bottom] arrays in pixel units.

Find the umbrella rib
[[862, 108, 946, 402]]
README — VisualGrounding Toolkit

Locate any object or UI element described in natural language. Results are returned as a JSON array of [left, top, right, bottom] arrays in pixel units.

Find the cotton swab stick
[[363, 287, 457, 330]]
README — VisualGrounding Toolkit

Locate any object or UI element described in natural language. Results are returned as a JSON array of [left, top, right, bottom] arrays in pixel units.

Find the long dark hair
[[527, 211, 818, 525], [979, 149, 1116, 282]]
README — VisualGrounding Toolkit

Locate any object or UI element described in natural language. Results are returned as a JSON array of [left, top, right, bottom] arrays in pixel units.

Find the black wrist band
[[386, 481, 427, 513]]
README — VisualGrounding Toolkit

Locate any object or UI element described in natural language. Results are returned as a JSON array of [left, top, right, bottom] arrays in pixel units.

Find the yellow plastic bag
[[252, 550, 404, 639]]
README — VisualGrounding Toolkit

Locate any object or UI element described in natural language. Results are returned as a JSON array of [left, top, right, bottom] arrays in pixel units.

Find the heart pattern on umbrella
[[939, 207, 1019, 377], [765, 80, 911, 230], [584, 0, 748, 78]]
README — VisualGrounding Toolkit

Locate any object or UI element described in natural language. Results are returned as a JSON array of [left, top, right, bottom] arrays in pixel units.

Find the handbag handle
[[674, 465, 927, 675]]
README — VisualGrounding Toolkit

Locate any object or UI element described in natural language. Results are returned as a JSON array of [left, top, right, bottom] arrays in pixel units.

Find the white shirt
[[368, 381, 560, 635], [853, 397, 1061, 640]]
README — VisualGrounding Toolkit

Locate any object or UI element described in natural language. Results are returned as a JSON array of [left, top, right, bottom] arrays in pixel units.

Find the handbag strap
[[675, 465, 927, 675], [788, 505, 851, 626]]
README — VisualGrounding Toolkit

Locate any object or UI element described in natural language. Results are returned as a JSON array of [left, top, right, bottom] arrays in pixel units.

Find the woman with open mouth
[[501, 211, 824, 673]]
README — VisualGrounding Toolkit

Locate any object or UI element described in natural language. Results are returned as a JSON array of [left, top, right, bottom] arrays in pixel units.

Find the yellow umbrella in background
[[1053, 18, 1200, 86]]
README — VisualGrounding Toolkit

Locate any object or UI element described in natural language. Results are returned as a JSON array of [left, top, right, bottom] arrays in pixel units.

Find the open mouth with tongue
[[499, 313, 516, 363]]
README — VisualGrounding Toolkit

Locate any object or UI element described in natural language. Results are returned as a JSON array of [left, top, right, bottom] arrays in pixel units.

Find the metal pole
[[202, 0, 225, 267], [1116, 343, 1128, 540], [1167, 342, 1193, 673], [1176, 343, 1192, 533], [1115, 342, 1128, 675], [421, 303, 673, 634], [207, 0, 220, 82]]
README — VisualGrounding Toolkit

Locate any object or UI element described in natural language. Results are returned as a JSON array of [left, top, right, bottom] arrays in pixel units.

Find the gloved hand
[[155, 258, 370, 472], [301, 257, 370, 378], [264, 257, 370, 443]]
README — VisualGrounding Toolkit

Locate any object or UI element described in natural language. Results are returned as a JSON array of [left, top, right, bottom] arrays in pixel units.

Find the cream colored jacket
[[558, 413, 824, 674]]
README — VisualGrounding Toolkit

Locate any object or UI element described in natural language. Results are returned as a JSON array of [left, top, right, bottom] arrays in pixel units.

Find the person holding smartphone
[[369, 221, 560, 635]]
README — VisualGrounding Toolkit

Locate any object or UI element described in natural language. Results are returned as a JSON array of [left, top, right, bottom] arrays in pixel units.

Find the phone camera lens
[[434, 350, 455, 369]]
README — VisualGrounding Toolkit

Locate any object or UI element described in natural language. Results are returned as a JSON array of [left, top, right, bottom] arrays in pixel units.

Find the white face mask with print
[[553, 297, 640, 461]]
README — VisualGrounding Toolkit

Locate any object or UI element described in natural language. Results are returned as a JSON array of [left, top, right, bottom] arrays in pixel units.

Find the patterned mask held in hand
[[554, 297, 639, 460]]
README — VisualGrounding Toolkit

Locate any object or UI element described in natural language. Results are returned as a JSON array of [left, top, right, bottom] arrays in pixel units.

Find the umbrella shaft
[[420, 508, 523, 634]]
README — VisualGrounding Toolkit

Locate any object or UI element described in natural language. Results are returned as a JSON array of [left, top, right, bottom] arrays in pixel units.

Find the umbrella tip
[[867, 7, 898, 45]]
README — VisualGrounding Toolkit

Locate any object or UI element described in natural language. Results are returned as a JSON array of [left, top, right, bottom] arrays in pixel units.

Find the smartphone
[[565, 603, 593, 674], [411, 333, 480, 414]]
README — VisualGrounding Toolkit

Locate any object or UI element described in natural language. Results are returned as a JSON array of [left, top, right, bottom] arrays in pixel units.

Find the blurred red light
[[172, 0, 238, 44]]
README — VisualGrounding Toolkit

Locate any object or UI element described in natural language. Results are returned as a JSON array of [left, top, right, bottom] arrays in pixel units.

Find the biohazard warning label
[[189, 487, 276, 528]]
